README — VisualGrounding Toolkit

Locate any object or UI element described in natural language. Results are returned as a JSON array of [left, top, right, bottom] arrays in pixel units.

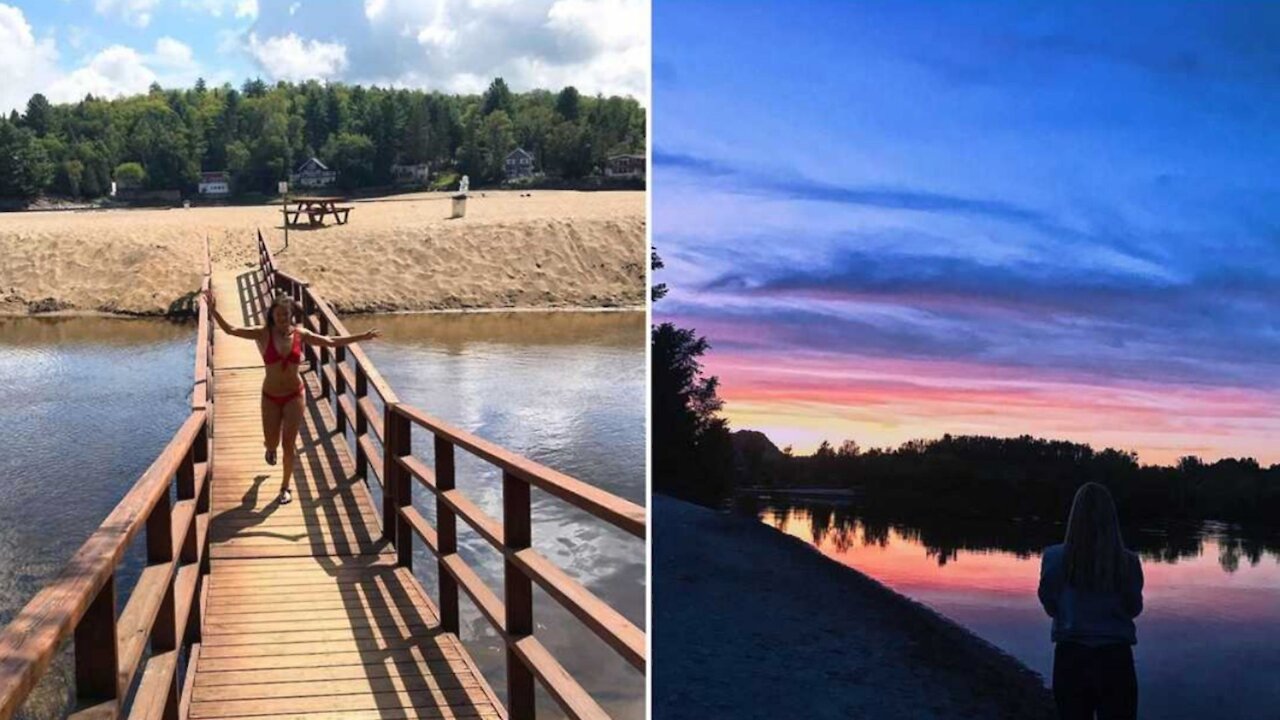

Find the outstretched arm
[[203, 288, 262, 340], [299, 326, 379, 348]]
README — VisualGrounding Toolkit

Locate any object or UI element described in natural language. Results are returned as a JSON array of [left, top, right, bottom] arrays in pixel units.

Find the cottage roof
[[297, 157, 330, 173]]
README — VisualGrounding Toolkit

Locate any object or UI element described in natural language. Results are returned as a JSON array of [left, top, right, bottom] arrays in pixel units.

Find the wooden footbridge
[[0, 233, 646, 720]]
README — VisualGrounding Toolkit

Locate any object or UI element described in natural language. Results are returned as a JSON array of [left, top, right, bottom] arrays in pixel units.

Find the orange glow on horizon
[[707, 352, 1280, 465]]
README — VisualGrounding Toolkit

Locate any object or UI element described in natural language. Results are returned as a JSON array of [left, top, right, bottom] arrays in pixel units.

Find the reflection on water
[[746, 497, 1280, 720], [0, 317, 193, 718], [346, 311, 646, 719]]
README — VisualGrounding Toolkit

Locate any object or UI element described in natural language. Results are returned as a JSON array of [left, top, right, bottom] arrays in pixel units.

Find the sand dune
[[0, 190, 645, 316]]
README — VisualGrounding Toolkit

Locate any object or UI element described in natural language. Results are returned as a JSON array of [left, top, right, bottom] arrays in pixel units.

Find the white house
[[290, 157, 337, 188], [504, 148, 536, 180], [390, 163, 430, 186], [198, 171, 231, 197], [605, 154, 645, 179]]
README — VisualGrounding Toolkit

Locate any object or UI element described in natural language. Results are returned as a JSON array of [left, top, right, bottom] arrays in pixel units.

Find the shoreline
[[654, 494, 1055, 719], [0, 304, 647, 320]]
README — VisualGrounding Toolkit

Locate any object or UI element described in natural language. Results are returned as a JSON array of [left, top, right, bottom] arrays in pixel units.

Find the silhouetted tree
[[651, 247, 734, 507], [650, 248, 667, 302]]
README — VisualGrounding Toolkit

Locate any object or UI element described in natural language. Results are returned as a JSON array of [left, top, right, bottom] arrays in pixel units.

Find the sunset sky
[[653, 1, 1280, 465]]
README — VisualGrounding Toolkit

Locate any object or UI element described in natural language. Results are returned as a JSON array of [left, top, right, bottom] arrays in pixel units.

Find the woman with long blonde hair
[[205, 289, 378, 505], [1038, 482, 1144, 719]]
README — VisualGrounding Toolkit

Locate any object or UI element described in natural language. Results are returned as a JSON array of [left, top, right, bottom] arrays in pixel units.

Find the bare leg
[[279, 395, 304, 497], [261, 395, 283, 461]]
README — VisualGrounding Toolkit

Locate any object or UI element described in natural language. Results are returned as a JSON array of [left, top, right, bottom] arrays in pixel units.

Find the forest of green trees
[[0, 77, 645, 201]]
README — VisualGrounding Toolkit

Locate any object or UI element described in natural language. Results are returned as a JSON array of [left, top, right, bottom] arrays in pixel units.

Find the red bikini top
[[262, 328, 302, 367]]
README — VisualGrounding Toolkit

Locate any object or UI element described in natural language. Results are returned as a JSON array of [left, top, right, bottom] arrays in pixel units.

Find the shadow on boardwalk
[[652, 494, 1054, 720]]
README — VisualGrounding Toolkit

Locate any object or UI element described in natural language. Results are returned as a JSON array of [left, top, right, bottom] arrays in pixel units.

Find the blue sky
[[0, 0, 647, 114], [653, 1, 1280, 463]]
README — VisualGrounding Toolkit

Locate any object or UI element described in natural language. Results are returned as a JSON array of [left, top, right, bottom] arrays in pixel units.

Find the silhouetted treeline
[[736, 432, 1280, 524], [651, 249, 735, 507], [0, 77, 645, 200]]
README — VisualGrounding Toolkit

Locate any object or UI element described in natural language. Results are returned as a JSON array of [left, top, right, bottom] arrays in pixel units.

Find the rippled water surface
[[0, 317, 193, 717], [343, 311, 646, 719], [749, 498, 1280, 720]]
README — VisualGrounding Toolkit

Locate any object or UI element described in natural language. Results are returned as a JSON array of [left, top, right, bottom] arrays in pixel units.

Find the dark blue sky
[[653, 1, 1280, 462]]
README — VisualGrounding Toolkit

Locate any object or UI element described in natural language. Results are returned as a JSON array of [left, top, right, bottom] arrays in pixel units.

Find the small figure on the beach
[[1038, 482, 1144, 720], [205, 288, 379, 505], [459, 175, 470, 193]]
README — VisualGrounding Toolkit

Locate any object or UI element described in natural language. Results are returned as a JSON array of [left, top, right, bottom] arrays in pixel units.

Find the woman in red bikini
[[205, 289, 378, 505]]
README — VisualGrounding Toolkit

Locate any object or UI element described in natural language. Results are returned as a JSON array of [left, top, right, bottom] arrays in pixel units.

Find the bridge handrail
[[0, 244, 215, 719], [254, 231, 645, 720]]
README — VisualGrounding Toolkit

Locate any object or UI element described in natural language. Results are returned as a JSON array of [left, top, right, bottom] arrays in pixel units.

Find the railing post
[[194, 420, 210, 514], [74, 575, 120, 710], [318, 315, 331, 401], [148, 483, 177, 655], [334, 346, 348, 435], [178, 445, 198, 564], [503, 471, 535, 719], [354, 366, 369, 481], [384, 405, 410, 565], [435, 437, 459, 635]]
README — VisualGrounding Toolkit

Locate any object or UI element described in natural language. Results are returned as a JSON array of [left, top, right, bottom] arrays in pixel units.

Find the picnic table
[[281, 196, 354, 226]]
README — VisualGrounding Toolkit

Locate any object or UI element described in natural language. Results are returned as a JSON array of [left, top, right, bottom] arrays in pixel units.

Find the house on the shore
[[390, 163, 430, 186], [198, 171, 231, 197], [605, 154, 645, 179], [504, 148, 535, 181], [290, 157, 337, 189]]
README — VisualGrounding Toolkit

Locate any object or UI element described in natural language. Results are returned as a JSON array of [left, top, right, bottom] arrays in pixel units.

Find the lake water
[[744, 496, 1280, 720], [345, 311, 646, 719], [0, 312, 645, 719], [0, 317, 194, 718]]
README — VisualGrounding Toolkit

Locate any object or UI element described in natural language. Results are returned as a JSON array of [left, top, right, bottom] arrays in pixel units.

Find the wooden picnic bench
[[281, 196, 354, 226]]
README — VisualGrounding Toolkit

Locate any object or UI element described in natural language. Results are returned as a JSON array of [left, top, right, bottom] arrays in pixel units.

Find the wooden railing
[[0, 237, 216, 720], [257, 232, 646, 720]]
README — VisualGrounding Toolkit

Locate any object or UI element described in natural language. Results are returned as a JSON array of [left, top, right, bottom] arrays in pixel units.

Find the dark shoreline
[[654, 494, 1055, 719]]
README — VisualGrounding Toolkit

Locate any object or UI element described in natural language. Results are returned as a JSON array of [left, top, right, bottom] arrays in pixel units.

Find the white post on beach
[[452, 175, 468, 219], [279, 180, 289, 250]]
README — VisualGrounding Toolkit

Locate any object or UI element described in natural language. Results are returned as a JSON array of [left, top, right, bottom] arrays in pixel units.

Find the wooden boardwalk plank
[[190, 268, 502, 720]]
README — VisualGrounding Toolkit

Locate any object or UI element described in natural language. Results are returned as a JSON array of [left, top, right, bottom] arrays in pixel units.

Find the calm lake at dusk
[[745, 497, 1280, 720]]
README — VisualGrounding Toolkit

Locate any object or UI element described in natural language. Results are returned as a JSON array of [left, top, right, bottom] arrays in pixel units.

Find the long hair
[[265, 293, 294, 334], [1063, 482, 1130, 592]]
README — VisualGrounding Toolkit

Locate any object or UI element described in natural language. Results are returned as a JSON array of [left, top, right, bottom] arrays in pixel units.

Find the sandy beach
[[0, 190, 645, 316], [653, 495, 1055, 719]]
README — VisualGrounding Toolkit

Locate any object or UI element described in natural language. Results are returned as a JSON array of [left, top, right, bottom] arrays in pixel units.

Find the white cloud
[[32, 38, 202, 106], [93, 0, 160, 28], [246, 32, 347, 81], [0, 3, 60, 114], [180, 0, 257, 19], [150, 37, 202, 87], [49, 45, 156, 102], [66, 25, 89, 50], [256, 0, 648, 98], [154, 36, 194, 67]]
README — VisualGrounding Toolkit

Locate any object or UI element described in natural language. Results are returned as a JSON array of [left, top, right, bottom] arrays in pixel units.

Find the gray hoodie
[[1038, 543, 1144, 646]]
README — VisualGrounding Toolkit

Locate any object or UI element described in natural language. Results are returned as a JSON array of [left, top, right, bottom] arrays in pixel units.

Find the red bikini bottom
[[262, 385, 303, 407]]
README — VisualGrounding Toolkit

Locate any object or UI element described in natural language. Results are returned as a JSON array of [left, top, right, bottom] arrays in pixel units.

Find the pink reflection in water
[[761, 507, 1280, 720]]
